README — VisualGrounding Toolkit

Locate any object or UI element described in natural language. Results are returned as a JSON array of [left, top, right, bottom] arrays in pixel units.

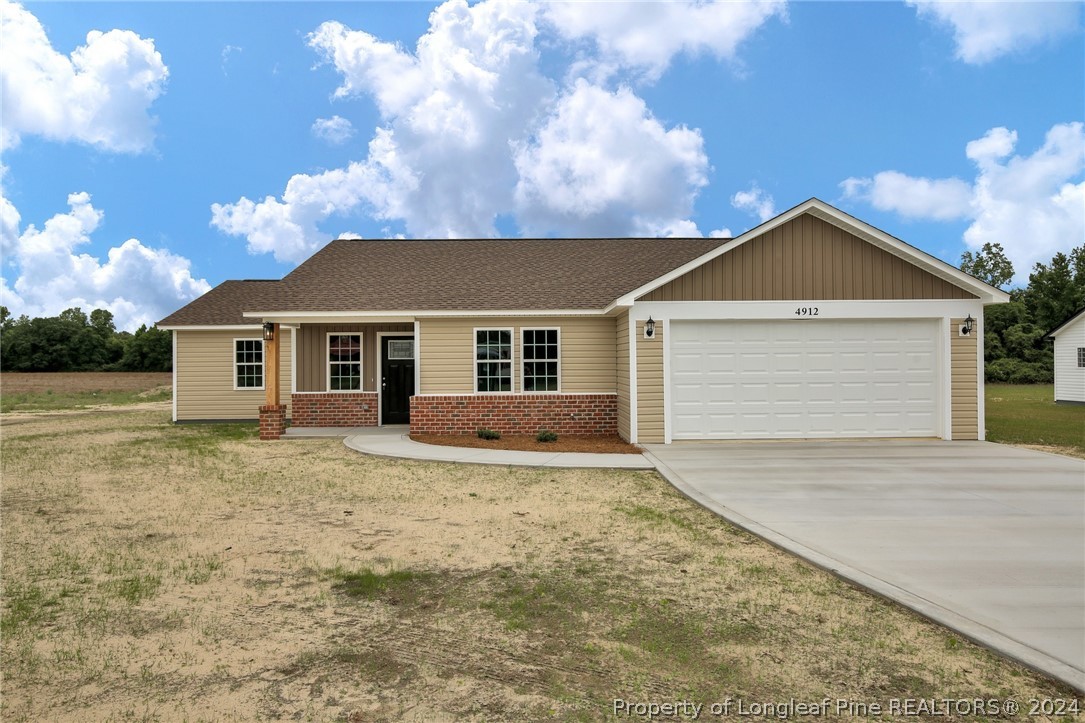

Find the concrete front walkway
[[644, 440, 1085, 691], [286, 425, 654, 469]]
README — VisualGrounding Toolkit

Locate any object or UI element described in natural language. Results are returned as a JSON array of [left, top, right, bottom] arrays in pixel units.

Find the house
[[158, 198, 1009, 441], [1045, 307, 1085, 404]]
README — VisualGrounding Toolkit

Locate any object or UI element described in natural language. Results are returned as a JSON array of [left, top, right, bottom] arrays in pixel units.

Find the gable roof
[[612, 198, 1011, 307], [158, 280, 281, 327], [1045, 306, 1085, 339]]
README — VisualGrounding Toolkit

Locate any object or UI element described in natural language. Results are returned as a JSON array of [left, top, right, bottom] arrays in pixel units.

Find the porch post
[[259, 323, 285, 440]]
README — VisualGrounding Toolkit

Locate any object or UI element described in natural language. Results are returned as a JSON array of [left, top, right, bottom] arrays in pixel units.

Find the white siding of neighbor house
[[175, 329, 291, 420], [1053, 315, 1085, 403]]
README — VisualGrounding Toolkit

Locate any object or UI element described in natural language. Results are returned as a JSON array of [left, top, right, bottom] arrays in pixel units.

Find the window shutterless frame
[[232, 338, 265, 391], [326, 332, 363, 392], [520, 327, 560, 393], [1078, 347, 1085, 368], [473, 328, 514, 393]]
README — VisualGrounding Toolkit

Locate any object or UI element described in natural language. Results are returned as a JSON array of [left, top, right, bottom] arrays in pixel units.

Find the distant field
[[986, 383, 1085, 458], [0, 372, 171, 413]]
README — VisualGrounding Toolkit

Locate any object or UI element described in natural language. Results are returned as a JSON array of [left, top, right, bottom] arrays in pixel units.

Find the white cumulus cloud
[[514, 80, 708, 237], [731, 184, 776, 222], [312, 115, 355, 145], [841, 122, 1085, 286], [0, 192, 210, 330], [212, 0, 780, 254], [214, 0, 553, 252], [908, 0, 1080, 64], [0, 0, 169, 152], [839, 172, 973, 221], [543, 0, 787, 79]]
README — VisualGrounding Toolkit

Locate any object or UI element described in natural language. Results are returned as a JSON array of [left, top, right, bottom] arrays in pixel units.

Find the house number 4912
[[795, 306, 819, 317]]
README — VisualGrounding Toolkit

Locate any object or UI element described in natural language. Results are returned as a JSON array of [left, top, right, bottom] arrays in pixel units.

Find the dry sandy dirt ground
[[1, 372, 173, 394], [1, 406, 1079, 722]]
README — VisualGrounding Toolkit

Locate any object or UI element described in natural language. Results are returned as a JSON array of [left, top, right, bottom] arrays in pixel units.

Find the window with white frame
[[328, 334, 362, 390], [234, 339, 264, 389], [1078, 347, 1085, 368], [475, 329, 512, 392], [522, 328, 559, 392]]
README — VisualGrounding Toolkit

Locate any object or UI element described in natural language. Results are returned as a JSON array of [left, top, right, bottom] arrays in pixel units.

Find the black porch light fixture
[[263, 322, 275, 342], [645, 316, 656, 339], [962, 315, 975, 336]]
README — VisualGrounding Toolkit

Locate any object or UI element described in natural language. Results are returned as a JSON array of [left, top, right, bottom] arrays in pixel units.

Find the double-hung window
[[475, 329, 512, 392], [1078, 347, 1085, 368], [328, 333, 362, 391], [522, 328, 559, 392], [234, 339, 264, 389]]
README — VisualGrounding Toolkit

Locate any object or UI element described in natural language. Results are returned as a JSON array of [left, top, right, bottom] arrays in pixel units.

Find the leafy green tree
[[1021, 246, 1085, 331], [960, 242, 1015, 289], [117, 325, 172, 372]]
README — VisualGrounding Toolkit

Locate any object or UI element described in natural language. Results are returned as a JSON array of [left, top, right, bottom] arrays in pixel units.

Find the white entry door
[[669, 319, 940, 439]]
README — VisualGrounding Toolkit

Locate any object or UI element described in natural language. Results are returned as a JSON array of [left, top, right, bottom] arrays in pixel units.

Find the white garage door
[[670, 319, 939, 439]]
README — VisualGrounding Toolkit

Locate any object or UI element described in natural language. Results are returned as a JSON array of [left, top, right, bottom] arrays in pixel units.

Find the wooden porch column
[[265, 323, 280, 407], [259, 323, 285, 440]]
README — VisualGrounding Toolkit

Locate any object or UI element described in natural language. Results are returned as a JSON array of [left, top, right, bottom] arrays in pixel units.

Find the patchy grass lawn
[[986, 384, 1085, 458], [1, 409, 1079, 722], [0, 372, 172, 413]]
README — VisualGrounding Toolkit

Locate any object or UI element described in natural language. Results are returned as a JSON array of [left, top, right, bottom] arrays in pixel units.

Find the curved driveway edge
[[644, 441, 1085, 693]]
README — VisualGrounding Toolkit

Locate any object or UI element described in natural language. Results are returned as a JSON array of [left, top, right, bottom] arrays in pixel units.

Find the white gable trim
[[608, 198, 1010, 309]]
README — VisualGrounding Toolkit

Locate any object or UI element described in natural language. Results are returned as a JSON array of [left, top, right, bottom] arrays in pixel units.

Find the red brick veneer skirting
[[291, 392, 378, 427], [409, 394, 617, 436]]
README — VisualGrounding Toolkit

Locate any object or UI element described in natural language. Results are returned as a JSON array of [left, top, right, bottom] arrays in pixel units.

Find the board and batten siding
[[417, 316, 616, 395], [950, 318, 979, 440], [1053, 315, 1085, 403], [295, 323, 413, 393], [635, 319, 664, 444], [175, 329, 291, 421], [641, 214, 977, 302], [615, 311, 631, 441]]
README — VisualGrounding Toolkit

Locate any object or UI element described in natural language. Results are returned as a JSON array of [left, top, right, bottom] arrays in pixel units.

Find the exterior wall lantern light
[[962, 315, 975, 336], [263, 322, 276, 342], [645, 317, 656, 339]]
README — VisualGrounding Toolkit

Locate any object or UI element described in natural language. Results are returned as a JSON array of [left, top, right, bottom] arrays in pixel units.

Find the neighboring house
[[158, 198, 1009, 441], [1045, 307, 1085, 404]]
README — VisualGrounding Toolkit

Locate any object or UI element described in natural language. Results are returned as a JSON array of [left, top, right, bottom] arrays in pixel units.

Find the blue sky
[[2, 0, 1082, 330]]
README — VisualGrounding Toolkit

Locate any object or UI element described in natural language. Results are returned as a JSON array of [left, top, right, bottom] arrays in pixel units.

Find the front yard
[[1, 405, 1078, 721]]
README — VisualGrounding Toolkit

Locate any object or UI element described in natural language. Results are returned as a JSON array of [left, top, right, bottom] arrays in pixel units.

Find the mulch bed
[[410, 434, 643, 454]]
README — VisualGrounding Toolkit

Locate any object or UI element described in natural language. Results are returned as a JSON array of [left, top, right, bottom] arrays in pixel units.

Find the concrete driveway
[[644, 440, 1085, 691]]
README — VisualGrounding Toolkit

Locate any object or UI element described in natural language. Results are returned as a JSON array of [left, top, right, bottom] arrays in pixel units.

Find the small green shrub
[[535, 429, 558, 443], [477, 428, 501, 440]]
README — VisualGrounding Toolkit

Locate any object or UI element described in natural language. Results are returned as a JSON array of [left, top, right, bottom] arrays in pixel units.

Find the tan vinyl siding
[[418, 316, 616, 394], [636, 319, 664, 443], [175, 329, 291, 421], [950, 319, 979, 440], [615, 311, 631, 441], [641, 214, 977, 302], [296, 323, 412, 392]]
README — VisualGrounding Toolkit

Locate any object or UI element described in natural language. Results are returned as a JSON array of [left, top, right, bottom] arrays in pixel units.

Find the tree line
[[960, 243, 1084, 383], [0, 243, 1081, 381], [0, 307, 171, 372]]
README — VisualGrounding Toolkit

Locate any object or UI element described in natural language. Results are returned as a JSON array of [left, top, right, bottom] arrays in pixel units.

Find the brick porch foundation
[[409, 394, 618, 436], [259, 404, 286, 440], [291, 392, 378, 427]]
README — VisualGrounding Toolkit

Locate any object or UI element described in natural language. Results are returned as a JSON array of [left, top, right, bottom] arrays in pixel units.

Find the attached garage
[[617, 199, 1010, 445], [669, 318, 939, 439]]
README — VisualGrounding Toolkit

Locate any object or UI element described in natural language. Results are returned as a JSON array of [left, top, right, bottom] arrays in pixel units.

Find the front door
[[381, 336, 415, 425]]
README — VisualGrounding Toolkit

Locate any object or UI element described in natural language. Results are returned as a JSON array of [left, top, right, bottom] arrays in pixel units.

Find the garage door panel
[[670, 319, 939, 439]]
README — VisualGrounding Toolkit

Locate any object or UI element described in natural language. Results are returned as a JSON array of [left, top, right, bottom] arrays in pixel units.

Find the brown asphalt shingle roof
[[157, 280, 282, 326], [159, 237, 728, 326]]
